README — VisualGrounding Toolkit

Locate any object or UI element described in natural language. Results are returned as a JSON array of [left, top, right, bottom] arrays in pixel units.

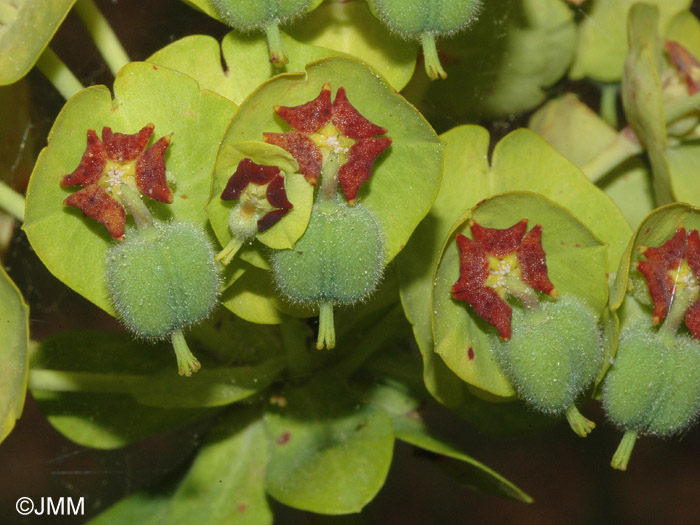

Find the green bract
[[433, 192, 609, 398], [0, 266, 29, 444], [399, 125, 629, 413], [222, 56, 442, 263], [0, 0, 76, 85], [367, 0, 481, 79], [23, 62, 237, 315]]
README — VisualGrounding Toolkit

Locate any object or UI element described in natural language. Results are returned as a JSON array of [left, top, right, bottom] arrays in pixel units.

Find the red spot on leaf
[[468, 347, 475, 360], [277, 432, 291, 445], [237, 503, 246, 513]]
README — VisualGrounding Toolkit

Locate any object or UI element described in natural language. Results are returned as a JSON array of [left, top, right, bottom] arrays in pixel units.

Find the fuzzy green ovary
[[602, 327, 665, 429], [367, 0, 481, 37], [272, 201, 384, 305], [106, 222, 219, 338], [500, 297, 602, 414], [649, 338, 700, 434], [210, 0, 312, 29]]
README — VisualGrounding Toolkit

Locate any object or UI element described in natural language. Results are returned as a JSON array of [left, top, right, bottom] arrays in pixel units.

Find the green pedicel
[[367, 0, 482, 79], [272, 198, 384, 349], [106, 221, 219, 376], [210, 0, 316, 66]]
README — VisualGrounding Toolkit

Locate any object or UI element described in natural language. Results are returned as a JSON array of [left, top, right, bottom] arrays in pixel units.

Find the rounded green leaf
[[432, 192, 608, 397], [149, 31, 357, 105], [0, 266, 29, 443], [0, 0, 76, 85], [264, 378, 394, 514], [23, 62, 237, 314], [570, 0, 690, 82], [223, 56, 442, 263], [161, 408, 273, 525], [528, 94, 655, 228], [207, 141, 313, 253]]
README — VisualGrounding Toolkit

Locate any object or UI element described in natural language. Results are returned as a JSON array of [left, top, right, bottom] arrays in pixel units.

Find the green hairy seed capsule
[[367, 0, 482, 79], [497, 296, 603, 414], [603, 325, 700, 470], [106, 221, 219, 339], [603, 326, 700, 435], [272, 200, 384, 305]]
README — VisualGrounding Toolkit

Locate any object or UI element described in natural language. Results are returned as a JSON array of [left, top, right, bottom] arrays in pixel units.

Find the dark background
[[2, 1, 700, 523]]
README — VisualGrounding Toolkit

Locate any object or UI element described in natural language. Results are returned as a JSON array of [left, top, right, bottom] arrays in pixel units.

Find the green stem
[[581, 127, 642, 182], [611, 429, 639, 471], [317, 301, 336, 350], [421, 32, 447, 80], [565, 404, 596, 437], [35, 47, 84, 100], [280, 317, 312, 379], [0, 181, 25, 222], [600, 83, 620, 128], [319, 151, 341, 203], [119, 183, 153, 230], [265, 22, 288, 67], [171, 328, 201, 377], [665, 91, 700, 126], [28, 369, 142, 394], [74, 0, 130, 76], [215, 236, 245, 266]]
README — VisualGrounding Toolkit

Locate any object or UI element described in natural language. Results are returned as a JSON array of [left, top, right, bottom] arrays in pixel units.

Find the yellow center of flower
[[99, 159, 137, 198], [238, 181, 276, 218], [485, 254, 522, 298], [312, 123, 354, 162], [668, 260, 700, 302]]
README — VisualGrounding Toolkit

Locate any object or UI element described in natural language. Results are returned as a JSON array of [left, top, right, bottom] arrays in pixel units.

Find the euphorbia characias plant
[[5, 0, 700, 522]]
